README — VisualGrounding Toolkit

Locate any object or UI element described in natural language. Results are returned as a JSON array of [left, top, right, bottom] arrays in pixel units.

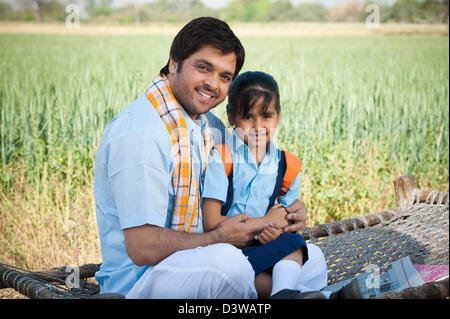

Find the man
[[94, 17, 327, 299]]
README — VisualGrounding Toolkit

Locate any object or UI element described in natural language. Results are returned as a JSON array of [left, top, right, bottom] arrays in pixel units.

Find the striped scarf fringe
[[145, 75, 212, 233]]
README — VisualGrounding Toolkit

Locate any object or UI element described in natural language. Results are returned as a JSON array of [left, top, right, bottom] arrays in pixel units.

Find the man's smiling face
[[167, 45, 237, 120]]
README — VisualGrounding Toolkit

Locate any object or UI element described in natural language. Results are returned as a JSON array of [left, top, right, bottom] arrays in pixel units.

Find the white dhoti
[[126, 242, 328, 299]]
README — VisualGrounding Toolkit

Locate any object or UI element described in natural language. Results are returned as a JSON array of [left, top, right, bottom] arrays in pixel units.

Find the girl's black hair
[[226, 71, 280, 120]]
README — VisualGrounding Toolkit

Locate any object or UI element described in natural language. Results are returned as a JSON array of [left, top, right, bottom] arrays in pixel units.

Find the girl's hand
[[258, 226, 282, 245], [265, 203, 289, 228]]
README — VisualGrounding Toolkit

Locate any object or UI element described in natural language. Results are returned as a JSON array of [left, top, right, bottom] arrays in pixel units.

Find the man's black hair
[[160, 17, 245, 79]]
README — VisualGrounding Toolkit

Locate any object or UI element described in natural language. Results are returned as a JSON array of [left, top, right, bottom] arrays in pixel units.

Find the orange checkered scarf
[[145, 75, 212, 233]]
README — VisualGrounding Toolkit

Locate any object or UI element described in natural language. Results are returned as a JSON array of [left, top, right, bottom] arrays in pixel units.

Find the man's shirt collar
[[179, 105, 207, 133]]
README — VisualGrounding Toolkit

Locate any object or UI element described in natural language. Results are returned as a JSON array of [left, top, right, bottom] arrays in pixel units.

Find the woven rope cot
[[1, 175, 448, 299]]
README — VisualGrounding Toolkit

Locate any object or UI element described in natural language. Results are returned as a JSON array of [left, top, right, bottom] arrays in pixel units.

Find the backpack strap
[[267, 150, 302, 211], [214, 144, 234, 216], [278, 150, 301, 200], [267, 150, 287, 212]]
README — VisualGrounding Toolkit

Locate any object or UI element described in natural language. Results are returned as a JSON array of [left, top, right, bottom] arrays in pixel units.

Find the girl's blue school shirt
[[202, 130, 301, 218]]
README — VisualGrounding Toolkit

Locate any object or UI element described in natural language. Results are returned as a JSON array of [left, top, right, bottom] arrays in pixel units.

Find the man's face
[[167, 45, 237, 120]]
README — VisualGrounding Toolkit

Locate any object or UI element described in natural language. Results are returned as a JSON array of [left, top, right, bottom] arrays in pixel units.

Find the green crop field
[[0, 33, 448, 274]]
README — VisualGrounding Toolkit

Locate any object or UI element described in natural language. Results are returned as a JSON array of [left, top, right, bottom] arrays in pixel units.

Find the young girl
[[202, 71, 312, 298]]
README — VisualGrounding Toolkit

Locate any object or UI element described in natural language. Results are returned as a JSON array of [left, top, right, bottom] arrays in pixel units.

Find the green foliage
[[40, 0, 66, 22], [0, 0, 66, 22], [89, 5, 114, 18], [364, 0, 449, 23], [0, 2, 12, 20], [2, 0, 448, 24], [221, 0, 274, 22], [0, 34, 448, 225], [121, 0, 219, 23], [390, 0, 423, 22], [245, 0, 272, 21], [22, 12, 36, 22], [266, 0, 293, 21], [291, 2, 329, 21], [221, 0, 247, 21]]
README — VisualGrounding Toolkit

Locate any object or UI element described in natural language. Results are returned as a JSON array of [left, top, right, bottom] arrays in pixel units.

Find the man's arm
[[124, 213, 269, 266]]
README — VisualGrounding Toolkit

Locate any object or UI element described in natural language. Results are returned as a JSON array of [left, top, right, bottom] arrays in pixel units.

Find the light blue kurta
[[94, 94, 227, 296]]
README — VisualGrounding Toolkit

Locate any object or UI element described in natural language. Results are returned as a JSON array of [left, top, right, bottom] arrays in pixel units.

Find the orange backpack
[[214, 143, 301, 216]]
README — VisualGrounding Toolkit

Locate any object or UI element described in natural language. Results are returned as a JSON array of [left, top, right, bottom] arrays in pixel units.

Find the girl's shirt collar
[[229, 129, 279, 162]]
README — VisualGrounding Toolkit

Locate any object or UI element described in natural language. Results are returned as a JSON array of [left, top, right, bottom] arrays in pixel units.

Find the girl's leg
[[270, 249, 304, 296], [271, 243, 329, 297], [254, 271, 272, 299], [243, 233, 308, 297], [267, 243, 329, 298], [295, 243, 328, 291], [282, 248, 304, 264]]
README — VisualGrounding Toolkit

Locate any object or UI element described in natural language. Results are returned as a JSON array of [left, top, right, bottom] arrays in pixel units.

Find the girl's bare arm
[[202, 198, 229, 232]]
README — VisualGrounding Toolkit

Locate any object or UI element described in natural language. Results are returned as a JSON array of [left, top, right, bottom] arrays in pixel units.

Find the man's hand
[[283, 199, 308, 234], [258, 226, 282, 245], [215, 213, 269, 248]]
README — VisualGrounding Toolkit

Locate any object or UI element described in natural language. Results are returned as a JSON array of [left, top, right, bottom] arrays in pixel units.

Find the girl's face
[[229, 99, 280, 151]]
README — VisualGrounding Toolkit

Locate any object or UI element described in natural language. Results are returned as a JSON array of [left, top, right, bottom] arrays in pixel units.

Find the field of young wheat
[[0, 33, 448, 275]]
